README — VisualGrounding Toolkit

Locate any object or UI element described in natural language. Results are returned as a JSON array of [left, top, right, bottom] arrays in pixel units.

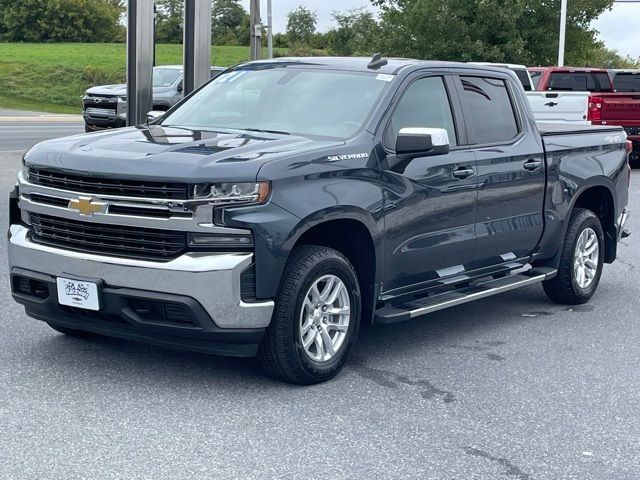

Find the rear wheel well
[[294, 219, 376, 323], [573, 186, 616, 262]]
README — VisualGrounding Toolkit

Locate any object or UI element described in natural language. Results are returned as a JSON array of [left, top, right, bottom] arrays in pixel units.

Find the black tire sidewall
[[290, 256, 361, 378], [568, 213, 605, 300]]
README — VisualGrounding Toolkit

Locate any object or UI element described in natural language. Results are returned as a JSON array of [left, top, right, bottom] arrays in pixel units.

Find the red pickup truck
[[530, 67, 640, 165]]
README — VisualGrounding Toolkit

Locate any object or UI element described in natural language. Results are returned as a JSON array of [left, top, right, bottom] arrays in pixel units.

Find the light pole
[[267, 0, 273, 59], [249, 0, 262, 61], [558, 0, 568, 66]]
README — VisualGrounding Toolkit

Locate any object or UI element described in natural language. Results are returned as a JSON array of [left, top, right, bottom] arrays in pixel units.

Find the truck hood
[[85, 84, 176, 97], [24, 126, 345, 182], [85, 84, 127, 96]]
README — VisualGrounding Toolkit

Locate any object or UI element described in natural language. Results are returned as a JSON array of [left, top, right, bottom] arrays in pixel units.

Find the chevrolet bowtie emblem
[[68, 196, 106, 216]]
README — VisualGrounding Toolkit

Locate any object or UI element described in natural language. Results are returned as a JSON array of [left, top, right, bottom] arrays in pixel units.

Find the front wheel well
[[294, 219, 376, 324], [573, 186, 616, 262]]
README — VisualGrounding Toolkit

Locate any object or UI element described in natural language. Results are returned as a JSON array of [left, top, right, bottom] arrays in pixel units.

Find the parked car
[[609, 69, 640, 92], [527, 67, 640, 157], [82, 65, 225, 132], [9, 58, 631, 384]]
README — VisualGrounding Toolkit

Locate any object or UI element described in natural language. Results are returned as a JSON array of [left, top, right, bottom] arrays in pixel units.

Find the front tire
[[543, 208, 604, 305], [258, 246, 361, 385]]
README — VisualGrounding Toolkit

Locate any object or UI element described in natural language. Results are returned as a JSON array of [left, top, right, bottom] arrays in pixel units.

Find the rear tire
[[543, 208, 604, 305], [47, 323, 100, 339], [258, 245, 361, 385]]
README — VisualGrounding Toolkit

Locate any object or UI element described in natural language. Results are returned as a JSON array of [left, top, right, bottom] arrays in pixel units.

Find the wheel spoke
[[584, 243, 598, 256], [325, 281, 344, 305], [320, 327, 335, 356], [319, 277, 335, 302], [327, 306, 350, 316], [314, 333, 325, 359], [302, 329, 316, 348], [327, 322, 348, 332], [584, 259, 597, 271]]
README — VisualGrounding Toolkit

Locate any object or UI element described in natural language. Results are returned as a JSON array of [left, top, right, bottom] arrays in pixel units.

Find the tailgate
[[526, 91, 589, 124], [601, 94, 640, 137]]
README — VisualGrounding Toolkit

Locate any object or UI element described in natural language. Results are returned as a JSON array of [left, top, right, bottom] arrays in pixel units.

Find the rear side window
[[513, 69, 532, 91], [547, 72, 611, 92], [385, 76, 458, 148], [459, 76, 519, 145], [613, 73, 640, 92]]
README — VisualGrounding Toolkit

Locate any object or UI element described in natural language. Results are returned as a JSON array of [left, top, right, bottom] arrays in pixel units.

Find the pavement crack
[[463, 447, 532, 479], [616, 257, 635, 269], [349, 359, 456, 403]]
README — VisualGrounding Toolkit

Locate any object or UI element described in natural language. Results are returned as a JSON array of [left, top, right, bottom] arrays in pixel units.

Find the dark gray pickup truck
[[8, 57, 631, 384]]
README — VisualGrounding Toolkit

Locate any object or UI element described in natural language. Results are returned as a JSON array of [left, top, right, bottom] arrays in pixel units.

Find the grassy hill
[[0, 43, 279, 114]]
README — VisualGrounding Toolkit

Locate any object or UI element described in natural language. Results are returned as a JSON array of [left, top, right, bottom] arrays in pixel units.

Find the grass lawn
[[0, 43, 279, 114]]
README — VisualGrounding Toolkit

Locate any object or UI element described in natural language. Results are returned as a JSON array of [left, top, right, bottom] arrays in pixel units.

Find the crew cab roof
[[239, 56, 517, 76]]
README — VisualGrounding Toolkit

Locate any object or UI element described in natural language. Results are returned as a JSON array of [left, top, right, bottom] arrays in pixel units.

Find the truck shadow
[[25, 285, 563, 391]]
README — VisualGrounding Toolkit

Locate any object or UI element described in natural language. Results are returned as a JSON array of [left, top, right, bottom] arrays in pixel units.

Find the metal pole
[[267, 0, 273, 59], [126, 0, 155, 126], [558, 0, 568, 67], [249, 0, 262, 61], [183, 0, 212, 95]]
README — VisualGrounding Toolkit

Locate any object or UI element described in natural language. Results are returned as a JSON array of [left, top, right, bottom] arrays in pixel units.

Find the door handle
[[452, 166, 475, 179], [523, 159, 542, 171]]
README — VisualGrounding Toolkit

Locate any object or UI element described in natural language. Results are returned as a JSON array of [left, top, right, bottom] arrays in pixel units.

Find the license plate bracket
[[56, 276, 101, 311]]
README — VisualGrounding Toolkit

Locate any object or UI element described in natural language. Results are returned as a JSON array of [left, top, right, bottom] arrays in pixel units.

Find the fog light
[[187, 233, 254, 251]]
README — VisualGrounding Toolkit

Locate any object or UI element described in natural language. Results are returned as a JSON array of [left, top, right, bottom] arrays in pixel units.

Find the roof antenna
[[367, 53, 388, 70]]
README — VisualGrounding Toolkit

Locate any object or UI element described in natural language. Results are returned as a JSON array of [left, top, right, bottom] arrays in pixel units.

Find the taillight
[[588, 96, 603, 124]]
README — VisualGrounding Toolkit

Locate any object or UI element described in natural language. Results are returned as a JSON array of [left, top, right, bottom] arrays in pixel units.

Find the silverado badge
[[68, 196, 107, 216]]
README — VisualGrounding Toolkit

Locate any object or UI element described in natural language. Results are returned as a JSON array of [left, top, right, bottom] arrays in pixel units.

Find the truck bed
[[537, 122, 624, 136]]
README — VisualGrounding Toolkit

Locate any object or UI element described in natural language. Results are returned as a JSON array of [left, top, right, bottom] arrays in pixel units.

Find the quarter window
[[385, 76, 458, 148], [459, 76, 519, 145]]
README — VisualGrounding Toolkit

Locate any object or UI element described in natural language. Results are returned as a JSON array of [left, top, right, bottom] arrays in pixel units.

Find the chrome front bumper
[[8, 224, 274, 329]]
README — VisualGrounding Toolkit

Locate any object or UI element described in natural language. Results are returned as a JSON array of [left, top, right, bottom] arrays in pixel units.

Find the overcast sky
[[242, 0, 640, 59]]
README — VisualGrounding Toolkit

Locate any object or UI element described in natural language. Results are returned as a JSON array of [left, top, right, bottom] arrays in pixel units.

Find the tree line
[[0, 0, 637, 68]]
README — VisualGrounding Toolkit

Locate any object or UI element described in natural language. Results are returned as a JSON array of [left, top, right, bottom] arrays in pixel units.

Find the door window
[[384, 76, 458, 148], [459, 76, 519, 145]]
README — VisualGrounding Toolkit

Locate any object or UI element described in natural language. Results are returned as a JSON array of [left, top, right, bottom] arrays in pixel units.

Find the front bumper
[[83, 113, 126, 130], [8, 224, 274, 356]]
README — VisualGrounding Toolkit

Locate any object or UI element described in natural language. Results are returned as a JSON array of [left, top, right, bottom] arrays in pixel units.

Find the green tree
[[286, 6, 317, 46], [155, 0, 183, 44], [371, 0, 614, 66], [330, 9, 380, 56], [212, 0, 248, 45], [0, 0, 123, 42]]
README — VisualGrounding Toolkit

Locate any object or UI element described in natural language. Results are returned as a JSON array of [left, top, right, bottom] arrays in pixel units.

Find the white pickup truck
[[471, 63, 590, 124]]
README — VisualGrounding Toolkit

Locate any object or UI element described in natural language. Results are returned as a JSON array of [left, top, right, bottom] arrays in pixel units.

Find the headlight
[[191, 181, 270, 205], [118, 96, 127, 102], [21, 165, 30, 181]]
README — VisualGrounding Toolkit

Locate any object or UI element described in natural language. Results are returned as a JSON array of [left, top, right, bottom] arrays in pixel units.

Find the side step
[[374, 268, 557, 324]]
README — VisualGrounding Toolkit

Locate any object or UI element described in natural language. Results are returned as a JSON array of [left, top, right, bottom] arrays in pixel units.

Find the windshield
[[160, 66, 392, 139], [153, 68, 182, 87], [613, 73, 640, 92]]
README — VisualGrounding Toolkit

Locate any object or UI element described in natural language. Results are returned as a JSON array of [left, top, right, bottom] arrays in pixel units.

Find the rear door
[[454, 72, 546, 269], [380, 73, 478, 297]]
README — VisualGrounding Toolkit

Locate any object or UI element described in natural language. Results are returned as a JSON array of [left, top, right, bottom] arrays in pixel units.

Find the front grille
[[29, 213, 187, 261], [28, 168, 191, 200], [85, 107, 116, 117]]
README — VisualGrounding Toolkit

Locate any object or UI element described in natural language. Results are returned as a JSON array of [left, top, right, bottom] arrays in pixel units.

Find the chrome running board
[[374, 268, 557, 324]]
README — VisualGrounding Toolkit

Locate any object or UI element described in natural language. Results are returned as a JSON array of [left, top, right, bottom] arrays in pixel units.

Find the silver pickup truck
[[82, 65, 225, 132]]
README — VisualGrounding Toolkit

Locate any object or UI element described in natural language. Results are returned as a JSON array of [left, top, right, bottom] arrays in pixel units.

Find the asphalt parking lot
[[1, 144, 639, 478]]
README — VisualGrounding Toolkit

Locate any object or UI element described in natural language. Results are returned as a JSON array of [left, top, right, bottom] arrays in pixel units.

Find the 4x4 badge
[[68, 196, 107, 216]]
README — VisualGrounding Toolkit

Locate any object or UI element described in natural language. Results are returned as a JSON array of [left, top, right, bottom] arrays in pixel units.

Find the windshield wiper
[[243, 128, 291, 136]]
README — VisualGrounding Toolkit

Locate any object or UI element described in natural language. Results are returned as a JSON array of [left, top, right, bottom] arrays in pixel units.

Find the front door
[[380, 74, 478, 298]]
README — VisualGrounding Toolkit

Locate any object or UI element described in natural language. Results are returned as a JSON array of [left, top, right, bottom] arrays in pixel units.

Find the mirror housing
[[176, 81, 183, 93], [147, 110, 165, 123], [387, 127, 450, 172]]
